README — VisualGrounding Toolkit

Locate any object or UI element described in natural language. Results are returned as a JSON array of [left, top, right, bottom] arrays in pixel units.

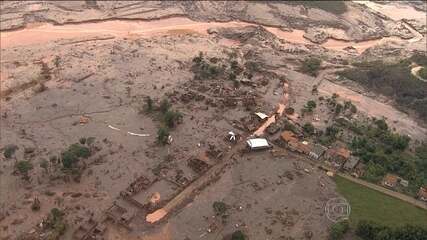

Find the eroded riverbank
[[0, 17, 422, 53]]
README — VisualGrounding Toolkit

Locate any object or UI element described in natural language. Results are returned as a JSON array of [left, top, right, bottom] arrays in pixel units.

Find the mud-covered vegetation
[[300, 57, 322, 76], [61, 143, 91, 169], [143, 98, 182, 145], [339, 56, 427, 121], [418, 67, 427, 79], [286, 1, 348, 15]]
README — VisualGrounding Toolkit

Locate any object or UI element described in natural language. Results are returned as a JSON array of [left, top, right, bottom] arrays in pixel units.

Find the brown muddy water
[[0, 17, 417, 52]]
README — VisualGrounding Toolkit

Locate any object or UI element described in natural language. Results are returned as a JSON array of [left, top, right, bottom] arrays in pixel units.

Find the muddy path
[[0, 16, 421, 53], [253, 82, 289, 136]]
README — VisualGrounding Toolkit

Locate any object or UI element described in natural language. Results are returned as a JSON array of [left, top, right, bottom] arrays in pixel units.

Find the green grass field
[[335, 176, 427, 227]]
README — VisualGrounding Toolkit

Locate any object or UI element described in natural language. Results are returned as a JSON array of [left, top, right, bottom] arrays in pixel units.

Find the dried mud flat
[[0, 1, 426, 240]]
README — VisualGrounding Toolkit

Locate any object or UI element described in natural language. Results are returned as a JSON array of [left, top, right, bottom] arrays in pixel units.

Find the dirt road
[[253, 82, 289, 136]]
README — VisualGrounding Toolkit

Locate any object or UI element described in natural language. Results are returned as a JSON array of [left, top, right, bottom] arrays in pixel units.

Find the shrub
[[61, 151, 78, 169], [157, 127, 170, 145], [40, 159, 49, 173], [191, 52, 222, 80], [332, 93, 339, 99], [335, 103, 343, 115], [163, 110, 182, 128], [68, 144, 90, 158], [300, 57, 322, 76], [213, 201, 228, 216], [418, 67, 427, 79], [3, 144, 18, 159], [79, 137, 86, 145], [159, 99, 171, 113], [15, 160, 33, 176], [31, 197, 41, 211], [305, 100, 317, 112], [86, 137, 96, 146], [61, 143, 90, 169], [231, 230, 246, 240], [329, 220, 349, 240], [303, 123, 315, 136], [45, 208, 67, 240], [144, 96, 154, 112], [285, 107, 295, 115]]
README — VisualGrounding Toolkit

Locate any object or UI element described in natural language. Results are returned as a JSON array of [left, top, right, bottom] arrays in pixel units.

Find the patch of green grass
[[335, 176, 427, 228]]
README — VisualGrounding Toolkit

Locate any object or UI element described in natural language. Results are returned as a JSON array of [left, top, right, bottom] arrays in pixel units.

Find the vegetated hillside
[[285, 1, 348, 15], [345, 118, 427, 195], [338, 54, 427, 121]]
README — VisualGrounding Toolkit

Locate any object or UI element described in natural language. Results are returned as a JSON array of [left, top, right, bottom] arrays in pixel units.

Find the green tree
[[79, 137, 87, 145], [145, 96, 154, 113], [329, 220, 349, 240], [61, 143, 90, 169], [68, 144, 90, 158], [157, 127, 170, 145], [231, 230, 246, 240], [304, 100, 317, 112], [213, 201, 228, 216], [300, 57, 322, 76], [45, 208, 67, 240], [159, 99, 171, 113], [3, 144, 18, 159], [163, 110, 182, 128], [335, 103, 343, 115], [303, 123, 315, 136], [62, 151, 77, 169]]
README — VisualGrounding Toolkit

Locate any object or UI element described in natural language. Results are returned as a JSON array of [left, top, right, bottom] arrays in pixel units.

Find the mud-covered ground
[[0, 1, 426, 240], [1, 1, 425, 41]]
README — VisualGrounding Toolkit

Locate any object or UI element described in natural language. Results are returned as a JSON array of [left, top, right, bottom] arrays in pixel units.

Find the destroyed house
[[324, 147, 351, 168], [418, 187, 427, 202], [287, 139, 310, 154], [343, 155, 360, 171], [281, 131, 297, 143], [308, 144, 327, 160]]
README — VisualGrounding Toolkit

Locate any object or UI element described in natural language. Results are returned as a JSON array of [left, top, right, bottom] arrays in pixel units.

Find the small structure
[[246, 138, 271, 150], [308, 144, 327, 160], [417, 187, 427, 202], [254, 112, 269, 120], [343, 156, 360, 171], [399, 179, 409, 188], [382, 174, 399, 189], [72, 217, 106, 240]]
